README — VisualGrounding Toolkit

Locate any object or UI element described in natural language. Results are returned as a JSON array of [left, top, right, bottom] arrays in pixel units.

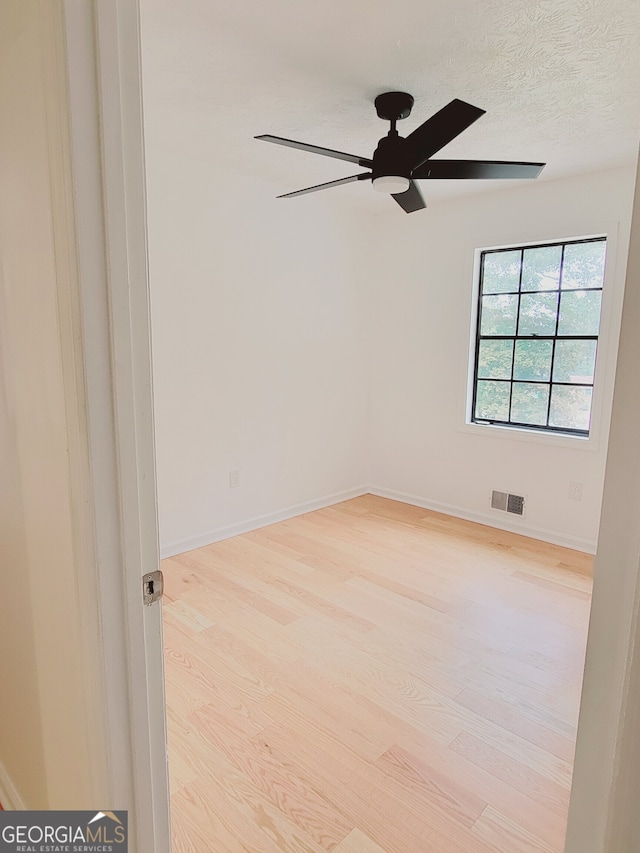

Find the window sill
[[459, 419, 599, 451]]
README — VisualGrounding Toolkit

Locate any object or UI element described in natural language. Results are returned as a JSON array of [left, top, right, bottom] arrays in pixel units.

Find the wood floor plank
[[163, 494, 591, 853], [191, 622, 294, 693], [463, 642, 586, 694], [243, 525, 359, 579], [471, 662, 584, 721], [344, 576, 515, 655], [190, 702, 353, 850], [163, 598, 215, 632], [174, 552, 300, 626], [281, 618, 465, 745], [164, 622, 274, 710], [169, 721, 331, 852], [161, 555, 210, 603], [513, 557, 593, 601], [261, 682, 395, 764], [378, 706, 568, 850], [259, 572, 377, 634], [449, 730, 570, 817], [165, 707, 198, 797], [472, 805, 559, 853], [334, 828, 389, 853], [208, 534, 318, 577], [455, 687, 576, 763], [252, 721, 503, 853], [178, 587, 304, 664], [281, 619, 574, 787], [458, 673, 581, 740], [172, 777, 309, 853], [375, 743, 486, 828]]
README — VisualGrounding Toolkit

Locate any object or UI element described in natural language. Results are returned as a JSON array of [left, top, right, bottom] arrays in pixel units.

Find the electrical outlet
[[229, 469, 240, 489], [568, 481, 583, 501]]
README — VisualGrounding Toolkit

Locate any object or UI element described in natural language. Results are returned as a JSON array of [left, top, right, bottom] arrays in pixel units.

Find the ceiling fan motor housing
[[371, 133, 412, 183]]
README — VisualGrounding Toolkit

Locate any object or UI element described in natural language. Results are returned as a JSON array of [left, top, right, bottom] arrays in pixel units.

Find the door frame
[[564, 161, 640, 853], [62, 1, 170, 850]]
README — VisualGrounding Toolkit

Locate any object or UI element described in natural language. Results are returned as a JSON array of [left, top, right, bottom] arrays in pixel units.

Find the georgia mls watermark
[[0, 811, 127, 853]]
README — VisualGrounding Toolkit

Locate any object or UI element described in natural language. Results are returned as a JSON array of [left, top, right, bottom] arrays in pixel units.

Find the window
[[471, 237, 606, 436]]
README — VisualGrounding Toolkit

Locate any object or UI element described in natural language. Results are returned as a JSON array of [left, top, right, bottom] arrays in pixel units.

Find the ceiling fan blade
[[412, 159, 545, 180], [278, 173, 372, 198], [256, 134, 373, 168], [391, 180, 426, 213], [406, 99, 485, 169]]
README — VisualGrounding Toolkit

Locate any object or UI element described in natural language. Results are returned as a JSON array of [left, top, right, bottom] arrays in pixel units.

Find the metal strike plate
[[143, 569, 164, 606]]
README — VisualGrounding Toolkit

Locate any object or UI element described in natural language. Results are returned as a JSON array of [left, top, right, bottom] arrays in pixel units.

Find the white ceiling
[[140, 0, 640, 211]]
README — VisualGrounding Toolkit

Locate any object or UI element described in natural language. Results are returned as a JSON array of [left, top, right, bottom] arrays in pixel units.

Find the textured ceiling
[[140, 0, 640, 211]]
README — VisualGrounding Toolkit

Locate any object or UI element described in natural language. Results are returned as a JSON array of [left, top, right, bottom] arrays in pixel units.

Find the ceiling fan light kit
[[256, 92, 545, 213], [372, 176, 411, 194]]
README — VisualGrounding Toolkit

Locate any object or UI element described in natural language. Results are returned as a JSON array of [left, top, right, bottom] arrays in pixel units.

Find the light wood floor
[[162, 495, 593, 853]]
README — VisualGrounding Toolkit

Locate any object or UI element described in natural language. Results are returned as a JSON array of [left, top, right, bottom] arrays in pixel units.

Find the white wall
[[145, 153, 370, 555], [368, 167, 635, 551], [0, 0, 104, 809]]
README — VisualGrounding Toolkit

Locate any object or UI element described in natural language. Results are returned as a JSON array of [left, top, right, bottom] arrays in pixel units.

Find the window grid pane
[[513, 339, 553, 381], [521, 244, 562, 291], [472, 237, 605, 436]]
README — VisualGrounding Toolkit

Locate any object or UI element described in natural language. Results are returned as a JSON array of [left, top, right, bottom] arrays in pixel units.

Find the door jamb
[[62, 1, 170, 850]]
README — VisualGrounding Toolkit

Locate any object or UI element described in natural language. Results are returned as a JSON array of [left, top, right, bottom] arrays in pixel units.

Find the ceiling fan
[[256, 92, 545, 213]]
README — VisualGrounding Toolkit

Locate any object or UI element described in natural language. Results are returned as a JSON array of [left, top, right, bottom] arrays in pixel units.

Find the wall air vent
[[507, 494, 525, 516], [491, 490, 525, 516], [491, 490, 508, 511]]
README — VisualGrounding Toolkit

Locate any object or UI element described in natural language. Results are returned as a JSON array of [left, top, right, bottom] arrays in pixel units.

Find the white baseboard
[[0, 759, 26, 810], [368, 486, 598, 554], [161, 483, 597, 558], [160, 486, 369, 558]]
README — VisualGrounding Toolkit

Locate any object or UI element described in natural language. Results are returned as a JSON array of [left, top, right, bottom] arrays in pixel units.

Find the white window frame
[[461, 223, 624, 454]]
